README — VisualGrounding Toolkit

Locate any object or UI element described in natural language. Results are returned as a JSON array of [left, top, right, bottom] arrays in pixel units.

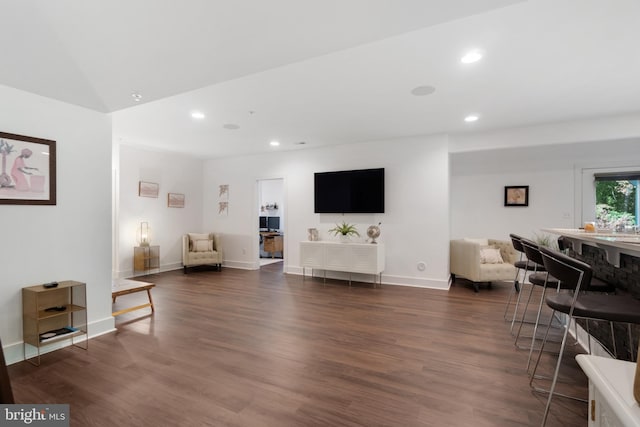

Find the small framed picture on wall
[[0, 132, 57, 205], [504, 185, 529, 207], [168, 193, 185, 208], [139, 181, 159, 198]]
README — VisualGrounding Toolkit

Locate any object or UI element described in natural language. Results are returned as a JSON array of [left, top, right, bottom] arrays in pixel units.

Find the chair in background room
[[182, 232, 223, 273]]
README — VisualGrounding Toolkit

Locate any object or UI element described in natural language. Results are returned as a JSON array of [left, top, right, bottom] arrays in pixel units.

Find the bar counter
[[543, 228, 640, 267]]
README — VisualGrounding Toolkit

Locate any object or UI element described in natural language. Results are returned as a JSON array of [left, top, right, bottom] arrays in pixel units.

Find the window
[[594, 172, 639, 230]]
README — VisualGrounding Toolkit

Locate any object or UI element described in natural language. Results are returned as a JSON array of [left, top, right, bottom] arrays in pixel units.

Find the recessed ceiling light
[[191, 111, 205, 119], [270, 141, 280, 147], [131, 92, 142, 102], [411, 86, 436, 96], [461, 50, 483, 64], [223, 123, 240, 130], [464, 114, 480, 122]]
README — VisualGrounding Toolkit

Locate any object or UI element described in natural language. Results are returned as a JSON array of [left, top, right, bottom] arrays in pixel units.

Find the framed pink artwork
[[0, 132, 56, 205]]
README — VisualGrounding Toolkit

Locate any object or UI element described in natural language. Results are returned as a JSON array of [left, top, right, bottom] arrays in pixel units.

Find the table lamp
[[138, 221, 151, 246]]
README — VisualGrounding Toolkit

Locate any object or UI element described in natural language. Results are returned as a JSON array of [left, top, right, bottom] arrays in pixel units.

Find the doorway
[[257, 178, 284, 267]]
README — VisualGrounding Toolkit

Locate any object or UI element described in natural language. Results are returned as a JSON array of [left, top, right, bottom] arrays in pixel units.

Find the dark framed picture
[[0, 132, 57, 205], [504, 185, 529, 207]]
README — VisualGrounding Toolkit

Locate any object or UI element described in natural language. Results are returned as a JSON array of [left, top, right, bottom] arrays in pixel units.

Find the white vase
[[339, 234, 351, 243]]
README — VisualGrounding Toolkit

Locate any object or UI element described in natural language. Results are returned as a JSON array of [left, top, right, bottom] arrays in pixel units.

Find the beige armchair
[[182, 233, 223, 273], [450, 238, 518, 292]]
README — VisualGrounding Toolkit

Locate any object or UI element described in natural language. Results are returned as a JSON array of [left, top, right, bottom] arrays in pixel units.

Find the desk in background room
[[260, 232, 283, 258]]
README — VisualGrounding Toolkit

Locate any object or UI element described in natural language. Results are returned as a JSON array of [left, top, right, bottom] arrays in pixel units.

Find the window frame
[[576, 162, 640, 227]]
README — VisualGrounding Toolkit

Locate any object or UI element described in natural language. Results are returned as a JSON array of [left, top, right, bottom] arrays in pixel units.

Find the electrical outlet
[[242, 248, 246, 255]]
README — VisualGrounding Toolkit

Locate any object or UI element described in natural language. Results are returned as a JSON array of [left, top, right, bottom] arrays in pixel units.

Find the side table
[[133, 245, 159, 275]]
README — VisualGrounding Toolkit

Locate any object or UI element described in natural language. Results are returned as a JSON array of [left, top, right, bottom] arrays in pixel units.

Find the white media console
[[299, 241, 385, 286]]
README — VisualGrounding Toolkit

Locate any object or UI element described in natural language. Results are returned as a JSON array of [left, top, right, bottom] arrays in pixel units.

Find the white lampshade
[[137, 221, 151, 246]]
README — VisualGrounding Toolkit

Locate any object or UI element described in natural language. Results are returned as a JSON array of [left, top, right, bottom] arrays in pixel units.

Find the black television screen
[[314, 168, 384, 213], [259, 216, 267, 229], [267, 216, 280, 231]]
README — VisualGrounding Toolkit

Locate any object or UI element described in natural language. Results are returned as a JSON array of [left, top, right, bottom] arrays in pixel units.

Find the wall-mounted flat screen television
[[314, 168, 384, 213]]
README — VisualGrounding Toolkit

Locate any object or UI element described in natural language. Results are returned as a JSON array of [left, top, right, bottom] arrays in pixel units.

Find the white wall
[[115, 113, 640, 290], [116, 145, 204, 277], [0, 85, 113, 364], [450, 112, 640, 153], [450, 138, 640, 241], [203, 135, 451, 288]]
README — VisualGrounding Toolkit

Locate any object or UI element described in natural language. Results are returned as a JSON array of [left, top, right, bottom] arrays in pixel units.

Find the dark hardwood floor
[[8, 265, 588, 426]]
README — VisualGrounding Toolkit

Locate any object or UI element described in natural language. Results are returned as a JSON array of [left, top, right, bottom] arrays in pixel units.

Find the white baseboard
[[222, 260, 259, 270], [160, 262, 183, 272], [4, 316, 116, 365], [117, 261, 261, 278], [382, 274, 450, 289], [117, 262, 185, 279], [285, 266, 450, 290]]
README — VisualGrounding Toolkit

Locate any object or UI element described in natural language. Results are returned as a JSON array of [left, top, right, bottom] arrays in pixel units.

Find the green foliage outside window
[[595, 180, 637, 229]]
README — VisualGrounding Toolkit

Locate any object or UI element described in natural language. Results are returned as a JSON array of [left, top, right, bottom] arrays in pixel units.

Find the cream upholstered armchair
[[182, 233, 223, 273], [450, 238, 518, 292]]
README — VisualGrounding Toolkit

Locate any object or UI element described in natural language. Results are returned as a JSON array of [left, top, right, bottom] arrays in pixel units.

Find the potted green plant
[[328, 222, 360, 242], [533, 232, 558, 250]]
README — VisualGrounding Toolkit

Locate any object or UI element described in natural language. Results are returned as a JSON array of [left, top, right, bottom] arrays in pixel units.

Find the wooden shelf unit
[[22, 280, 88, 366], [134, 245, 160, 274]]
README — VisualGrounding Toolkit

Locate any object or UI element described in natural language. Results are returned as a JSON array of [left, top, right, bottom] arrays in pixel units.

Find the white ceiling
[[3, 0, 640, 159]]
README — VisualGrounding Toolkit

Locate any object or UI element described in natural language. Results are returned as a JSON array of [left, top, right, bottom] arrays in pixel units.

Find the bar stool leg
[[610, 322, 617, 358], [530, 307, 556, 387], [514, 277, 538, 345], [540, 314, 572, 427], [504, 255, 523, 320], [526, 285, 548, 373], [510, 277, 531, 334]]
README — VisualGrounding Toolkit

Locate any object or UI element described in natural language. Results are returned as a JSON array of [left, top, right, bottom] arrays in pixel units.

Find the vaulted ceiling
[[3, 0, 640, 158]]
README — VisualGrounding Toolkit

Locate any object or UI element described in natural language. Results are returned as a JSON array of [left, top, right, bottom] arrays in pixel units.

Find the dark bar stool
[[530, 247, 640, 426], [557, 236, 572, 253], [505, 234, 545, 333], [556, 236, 613, 293], [516, 239, 615, 371], [514, 239, 563, 353]]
